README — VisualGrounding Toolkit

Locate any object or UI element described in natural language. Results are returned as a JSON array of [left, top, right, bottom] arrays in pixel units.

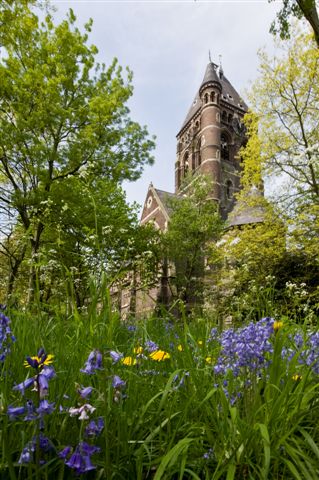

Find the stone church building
[[116, 59, 263, 317]]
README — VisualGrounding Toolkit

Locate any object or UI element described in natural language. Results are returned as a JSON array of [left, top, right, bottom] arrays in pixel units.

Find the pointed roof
[[227, 187, 266, 228], [178, 61, 248, 134], [199, 62, 221, 91]]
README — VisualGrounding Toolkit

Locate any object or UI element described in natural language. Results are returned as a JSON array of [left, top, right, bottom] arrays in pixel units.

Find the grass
[[1, 300, 319, 479]]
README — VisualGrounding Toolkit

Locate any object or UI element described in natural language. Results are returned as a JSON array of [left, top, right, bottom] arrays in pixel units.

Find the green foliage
[[0, 2, 155, 303], [1, 300, 319, 479], [162, 175, 224, 312], [269, 0, 319, 48]]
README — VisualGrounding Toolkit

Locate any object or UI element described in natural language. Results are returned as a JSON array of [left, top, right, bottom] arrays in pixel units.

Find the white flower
[[69, 404, 96, 421]]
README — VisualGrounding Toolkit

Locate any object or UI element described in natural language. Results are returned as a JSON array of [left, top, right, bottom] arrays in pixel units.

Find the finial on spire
[[219, 54, 223, 70], [208, 50, 212, 63], [218, 54, 224, 79]]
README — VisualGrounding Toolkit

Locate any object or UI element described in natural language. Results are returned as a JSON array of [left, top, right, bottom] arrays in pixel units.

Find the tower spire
[[208, 50, 212, 63]]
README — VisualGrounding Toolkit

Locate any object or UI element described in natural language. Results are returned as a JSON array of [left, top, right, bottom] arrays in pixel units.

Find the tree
[[269, 0, 319, 48], [162, 175, 223, 314], [245, 30, 319, 208], [0, 2, 155, 301]]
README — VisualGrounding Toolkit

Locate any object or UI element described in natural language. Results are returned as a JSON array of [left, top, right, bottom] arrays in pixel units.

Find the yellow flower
[[273, 321, 283, 332], [133, 346, 143, 354], [205, 356, 213, 364], [149, 350, 170, 361], [177, 344, 183, 352], [292, 374, 302, 381], [24, 354, 54, 369], [121, 356, 137, 366], [198, 340, 203, 346]]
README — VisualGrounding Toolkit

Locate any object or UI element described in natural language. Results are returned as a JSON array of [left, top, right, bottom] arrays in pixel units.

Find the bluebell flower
[[109, 350, 123, 364], [0, 309, 16, 362], [37, 399, 55, 415], [85, 417, 104, 438], [12, 377, 34, 395], [144, 340, 159, 353], [126, 325, 136, 332], [81, 350, 103, 375], [59, 446, 72, 459], [112, 375, 126, 389], [78, 386, 93, 399], [24, 400, 37, 421], [64, 441, 100, 474], [7, 405, 25, 420], [18, 435, 52, 464]]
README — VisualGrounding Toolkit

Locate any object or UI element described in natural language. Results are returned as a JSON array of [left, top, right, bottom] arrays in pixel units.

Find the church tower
[[175, 59, 247, 218]]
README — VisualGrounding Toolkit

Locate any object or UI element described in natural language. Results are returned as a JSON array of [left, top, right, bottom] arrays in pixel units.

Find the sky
[[51, 0, 280, 211]]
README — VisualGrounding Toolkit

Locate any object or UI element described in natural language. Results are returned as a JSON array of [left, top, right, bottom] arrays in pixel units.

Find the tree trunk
[[298, 0, 319, 48]]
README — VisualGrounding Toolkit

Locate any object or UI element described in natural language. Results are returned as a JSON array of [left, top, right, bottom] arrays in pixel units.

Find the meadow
[[1, 290, 319, 480]]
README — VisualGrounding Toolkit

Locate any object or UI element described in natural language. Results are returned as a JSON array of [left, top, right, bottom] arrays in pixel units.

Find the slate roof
[[227, 188, 266, 227], [178, 62, 248, 134], [154, 188, 176, 216]]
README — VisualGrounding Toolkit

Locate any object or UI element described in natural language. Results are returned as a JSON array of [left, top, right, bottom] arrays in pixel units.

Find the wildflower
[[112, 375, 126, 389], [59, 446, 72, 459], [149, 350, 170, 361], [24, 400, 37, 421], [177, 344, 183, 352], [64, 442, 100, 475], [12, 377, 35, 395], [81, 350, 103, 374], [203, 448, 214, 460], [78, 386, 93, 399], [273, 321, 283, 332], [69, 404, 96, 420], [0, 308, 16, 362], [109, 350, 123, 364], [38, 365, 56, 398], [292, 374, 302, 381], [121, 356, 136, 366], [144, 340, 159, 353], [24, 348, 54, 370], [37, 399, 55, 415], [7, 405, 25, 420], [198, 340, 203, 346], [133, 346, 143, 354], [85, 417, 104, 437], [18, 435, 52, 464], [205, 357, 213, 364]]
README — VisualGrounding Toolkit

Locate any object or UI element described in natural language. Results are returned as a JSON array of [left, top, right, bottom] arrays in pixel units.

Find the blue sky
[[52, 0, 279, 211]]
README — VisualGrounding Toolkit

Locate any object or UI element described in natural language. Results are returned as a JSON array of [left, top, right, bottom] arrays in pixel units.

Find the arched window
[[228, 113, 233, 124], [221, 132, 230, 161], [226, 180, 233, 199], [204, 93, 208, 104], [194, 138, 201, 168], [183, 152, 189, 176], [210, 91, 215, 102], [221, 111, 227, 123]]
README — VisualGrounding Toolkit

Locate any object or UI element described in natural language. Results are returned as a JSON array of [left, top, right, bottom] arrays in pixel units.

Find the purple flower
[[78, 386, 93, 399], [85, 417, 104, 438], [0, 309, 15, 362], [81, 350, 103, 375], [109, 350, 123, 364], [7, 405, 25, 420], [112, 375, 126, 389], [18, 447, 33, 464], [144, 340, 159, 353], [37, 399, 55, 415], [24, 400, 37, 421], [13, 377, 34, 395], [59, 446, 72, 459], [64, 442, 100, 474]]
